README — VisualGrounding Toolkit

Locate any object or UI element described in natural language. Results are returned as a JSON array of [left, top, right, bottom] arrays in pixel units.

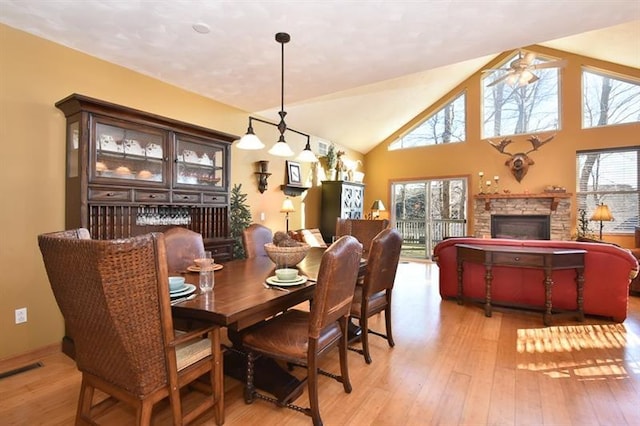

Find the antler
[[525, 134, 555, 154], [487, 138, 514, 156]]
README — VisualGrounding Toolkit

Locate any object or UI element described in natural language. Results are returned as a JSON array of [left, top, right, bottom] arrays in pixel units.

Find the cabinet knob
[[182, 196, 189, 199], [149, 194, 156, 199], [514, 256, 520, 261], [106, 192, 114, 197]]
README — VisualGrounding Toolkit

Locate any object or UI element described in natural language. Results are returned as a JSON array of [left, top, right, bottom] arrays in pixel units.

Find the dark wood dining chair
[[335, 218, 389, 258], [349, 227, 403, 364], [241, 235, 363, 426], [242, 223, 273, 258], [164, 226, 206, 274], [38, 229, 223, 425]]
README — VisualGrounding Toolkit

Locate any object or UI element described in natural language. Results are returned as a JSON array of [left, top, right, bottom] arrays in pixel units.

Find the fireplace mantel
[[474, 192, 572, 211]]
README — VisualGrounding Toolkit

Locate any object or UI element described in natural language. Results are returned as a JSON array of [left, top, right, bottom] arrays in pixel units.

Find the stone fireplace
[[474, 193, 572, 240]]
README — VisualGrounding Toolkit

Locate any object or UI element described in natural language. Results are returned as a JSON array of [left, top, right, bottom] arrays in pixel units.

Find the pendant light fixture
[[236, 32, 318, 162]]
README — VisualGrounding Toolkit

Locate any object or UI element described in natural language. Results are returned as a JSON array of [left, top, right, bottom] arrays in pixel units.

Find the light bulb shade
[[268, 141, 295, 157], [371, 200, 386, 211], [590, 204, 614, 221], [280, 197, 295, 213], [236, 132, 265, 150], [297, 147, 318, 162]]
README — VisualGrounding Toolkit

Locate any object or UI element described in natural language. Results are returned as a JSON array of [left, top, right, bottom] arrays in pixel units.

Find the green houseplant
[[230, 183, 252, 259]]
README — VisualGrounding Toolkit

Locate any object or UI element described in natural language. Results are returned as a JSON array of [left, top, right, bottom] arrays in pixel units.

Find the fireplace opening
[[491, 215, 550, 240]]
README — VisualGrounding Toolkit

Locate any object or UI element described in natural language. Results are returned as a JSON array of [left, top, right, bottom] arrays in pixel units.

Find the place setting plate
[[169, 283, 196, 298], [265, 275, 308, 287], [187, 264, 223, 273]]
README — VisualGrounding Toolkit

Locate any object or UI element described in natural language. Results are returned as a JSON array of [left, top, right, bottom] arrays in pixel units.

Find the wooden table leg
[[484, 264, 493, 317], [576, 267, 585, 322], [543, 268, 553, 326], [457, 259, 464, 305]]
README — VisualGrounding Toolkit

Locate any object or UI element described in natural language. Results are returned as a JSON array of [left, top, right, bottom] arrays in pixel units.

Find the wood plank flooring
[[1, 261, 639, 425]]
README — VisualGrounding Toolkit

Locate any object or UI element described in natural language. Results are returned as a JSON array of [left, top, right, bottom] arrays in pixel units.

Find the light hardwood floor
[[1, 261, 639, 425]]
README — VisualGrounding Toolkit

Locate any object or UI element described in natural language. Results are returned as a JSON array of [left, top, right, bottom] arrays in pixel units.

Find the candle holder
[[478, 172, 485, 194], [494, 176, 499, 194]]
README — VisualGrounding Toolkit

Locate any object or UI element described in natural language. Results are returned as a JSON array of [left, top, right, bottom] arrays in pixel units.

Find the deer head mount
[[487, 134, 555, 182]]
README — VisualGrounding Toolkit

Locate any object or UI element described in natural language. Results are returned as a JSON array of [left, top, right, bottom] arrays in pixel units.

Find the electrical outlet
[[15, 307, 27, 324]]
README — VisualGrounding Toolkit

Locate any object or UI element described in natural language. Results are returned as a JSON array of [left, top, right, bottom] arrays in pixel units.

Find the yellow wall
[[0, 24, 361, 359], [364, 45, 639, 249]]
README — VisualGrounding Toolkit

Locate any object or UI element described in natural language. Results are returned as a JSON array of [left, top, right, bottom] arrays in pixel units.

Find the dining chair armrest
[[170, 325, 219, 348]]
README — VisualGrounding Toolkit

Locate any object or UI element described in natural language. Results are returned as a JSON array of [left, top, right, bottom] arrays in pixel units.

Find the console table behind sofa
[[434, 238, 639, 322]]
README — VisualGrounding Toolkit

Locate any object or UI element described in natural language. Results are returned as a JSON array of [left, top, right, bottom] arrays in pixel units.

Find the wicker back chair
[[335, 218, 389, 258], [164, 227, 206, 274], [349, 227, 403, 363], [38, 229, 223, 425], [242, 235, 363, 426], [242, 223, 273, 258]]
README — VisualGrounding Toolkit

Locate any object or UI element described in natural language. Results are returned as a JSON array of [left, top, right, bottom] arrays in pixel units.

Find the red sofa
[[433, 238, 639, 322]]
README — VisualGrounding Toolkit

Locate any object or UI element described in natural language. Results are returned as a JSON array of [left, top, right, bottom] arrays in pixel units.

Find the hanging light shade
[[296, 137, 318, 162], [236, 118, 265, 150]]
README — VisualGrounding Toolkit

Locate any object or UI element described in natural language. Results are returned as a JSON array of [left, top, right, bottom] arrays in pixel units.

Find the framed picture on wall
[[286, 161, 302, 185]]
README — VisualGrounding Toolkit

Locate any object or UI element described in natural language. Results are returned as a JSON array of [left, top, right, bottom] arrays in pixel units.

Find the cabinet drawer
[[173, 192, 200, 203], [88, 188, 131, 201], [203, 194, 228, 204], [135, 190, 170, 203], [492, 252, 544, 267]]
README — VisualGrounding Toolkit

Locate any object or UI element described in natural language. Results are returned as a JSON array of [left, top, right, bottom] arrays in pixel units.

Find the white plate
[[265, 276, 308, 287], [170, 284, 188, 294], [187, 264, 223, 272], [170, 283, 196, 298]]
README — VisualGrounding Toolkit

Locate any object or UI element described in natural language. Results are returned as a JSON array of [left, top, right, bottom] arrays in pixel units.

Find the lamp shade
[[268, 141, 295, 157], [280, 197, 295, 213], [590, 203, 614, 221], [236, 132, 265, 150], [371, 200, 386, 211]]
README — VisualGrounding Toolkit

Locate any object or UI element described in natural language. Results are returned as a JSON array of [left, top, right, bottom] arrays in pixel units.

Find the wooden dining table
[[171, 247, 331, 424]]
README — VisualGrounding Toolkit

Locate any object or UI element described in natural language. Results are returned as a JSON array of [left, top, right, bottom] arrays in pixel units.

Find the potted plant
[[324, 144, 336, 180], [229, 183, 252, 259]]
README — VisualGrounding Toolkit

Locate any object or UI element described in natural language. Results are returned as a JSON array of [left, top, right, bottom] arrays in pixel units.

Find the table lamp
[[590, 203, 613, 240], [280, 197, 295, 232], [370, 199, 386, 219]]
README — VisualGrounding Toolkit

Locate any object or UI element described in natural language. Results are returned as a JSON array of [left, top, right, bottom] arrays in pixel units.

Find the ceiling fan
[[484, 51, 567, 87]]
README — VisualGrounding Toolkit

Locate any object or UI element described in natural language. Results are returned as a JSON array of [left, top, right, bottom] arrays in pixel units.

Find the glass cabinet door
[[175, 135, 225, 189], [93, 120, 167, 185]]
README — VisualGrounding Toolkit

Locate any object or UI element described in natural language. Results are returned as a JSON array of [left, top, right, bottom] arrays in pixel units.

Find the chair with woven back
[[38, 229, 223, 425], [242, 223, 273, 258], [241, 235, 363, 426], [335, 218, 389, 258], [349, 227, 403, 364], [164, 226, 206, 274]]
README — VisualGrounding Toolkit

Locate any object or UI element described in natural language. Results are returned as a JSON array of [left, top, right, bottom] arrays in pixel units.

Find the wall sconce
[[369, 199, 386, 219], [590, 203, 614, 240], [255, 160, 271, 193], [280, 197, 295, 232]]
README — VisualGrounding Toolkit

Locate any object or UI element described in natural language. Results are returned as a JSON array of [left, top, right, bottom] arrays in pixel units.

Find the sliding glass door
[[391, 178, 468, 259]]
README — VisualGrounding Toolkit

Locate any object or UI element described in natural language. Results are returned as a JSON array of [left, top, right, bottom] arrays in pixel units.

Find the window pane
[[582, 69, 640, 128], [576, 148, 639, 234], [389, 92, 465, 150], [482, 52, 560, 138]]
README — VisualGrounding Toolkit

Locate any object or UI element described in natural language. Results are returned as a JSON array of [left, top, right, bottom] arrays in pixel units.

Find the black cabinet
[[320, 180, 365, 242]]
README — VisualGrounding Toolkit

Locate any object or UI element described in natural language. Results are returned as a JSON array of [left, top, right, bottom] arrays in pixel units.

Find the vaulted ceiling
[[1, 1, 638, 153]]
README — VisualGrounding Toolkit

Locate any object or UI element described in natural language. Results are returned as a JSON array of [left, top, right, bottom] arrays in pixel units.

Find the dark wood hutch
[[56, 93, 237, 260]]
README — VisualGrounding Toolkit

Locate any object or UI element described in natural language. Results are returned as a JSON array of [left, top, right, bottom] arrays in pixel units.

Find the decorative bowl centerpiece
[[264, 231, 310, 267]]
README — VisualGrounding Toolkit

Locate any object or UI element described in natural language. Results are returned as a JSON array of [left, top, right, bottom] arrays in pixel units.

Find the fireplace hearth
[[491, 215, 550, 240]]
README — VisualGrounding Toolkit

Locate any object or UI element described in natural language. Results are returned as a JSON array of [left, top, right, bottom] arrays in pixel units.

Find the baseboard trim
[[0, 343, 61, 373]]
